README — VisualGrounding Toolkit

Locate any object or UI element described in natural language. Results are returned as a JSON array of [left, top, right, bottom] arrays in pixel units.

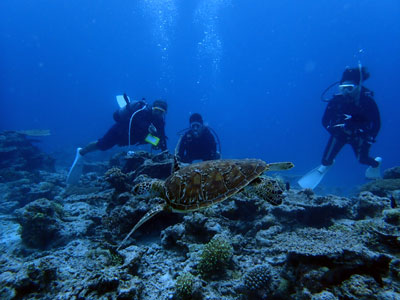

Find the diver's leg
[[80, 141, 99, 155], [351, 138, 382, 179], [321, 135, 346, 166], [351, 138, 379, 167]]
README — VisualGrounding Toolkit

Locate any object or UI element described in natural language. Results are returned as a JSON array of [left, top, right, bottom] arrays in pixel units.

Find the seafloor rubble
[[0, 134, 399, 299]]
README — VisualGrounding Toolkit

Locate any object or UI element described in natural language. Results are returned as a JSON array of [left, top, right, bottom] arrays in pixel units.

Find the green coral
[[86, 249, 124, 266], [16, 198, 64, 249], [174, 272, 196, 300], [198, 236, 233, 277], [244, 264, 273, 292], [242, 264, 283, 299]]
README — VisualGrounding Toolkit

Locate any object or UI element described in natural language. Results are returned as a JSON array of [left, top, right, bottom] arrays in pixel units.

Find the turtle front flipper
[[117, 204, 165, 250], [253, 178, 284, 206], [266, 162, 294, 171]]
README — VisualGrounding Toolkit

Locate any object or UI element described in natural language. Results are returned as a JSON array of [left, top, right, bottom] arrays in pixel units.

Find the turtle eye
[[132, 184, 142, 195]]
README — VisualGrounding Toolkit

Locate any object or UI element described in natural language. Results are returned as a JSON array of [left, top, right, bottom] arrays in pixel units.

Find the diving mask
[[339, 82, 360, 97], [190, 122, 202, 131], [190, 121, 203, 137], [339, 83, 356, 93], [152, 106, 166, 113], [152, 106, 166, 119]]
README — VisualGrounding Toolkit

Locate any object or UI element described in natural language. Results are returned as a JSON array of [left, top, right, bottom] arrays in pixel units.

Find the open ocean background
[[1, 0, 399, 194]]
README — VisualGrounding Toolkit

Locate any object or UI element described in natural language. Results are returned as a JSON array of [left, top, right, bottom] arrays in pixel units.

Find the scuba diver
[[176, 113, 221, 163], [298, 65, 382, 190], [67, 96, 168, 185]]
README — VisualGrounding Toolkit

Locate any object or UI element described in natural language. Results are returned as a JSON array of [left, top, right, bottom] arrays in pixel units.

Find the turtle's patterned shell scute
[[164, 159, 268, 212]]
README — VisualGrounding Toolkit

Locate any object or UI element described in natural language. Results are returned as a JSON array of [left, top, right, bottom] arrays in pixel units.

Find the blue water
[[1, 0, 399, 192]]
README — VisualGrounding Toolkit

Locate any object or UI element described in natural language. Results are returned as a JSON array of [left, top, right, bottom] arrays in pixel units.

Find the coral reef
[[12, 260, 57, 299], [123, 150, 174, 180], [174, 272, 202, 300], [14, 198, 64, 249], [0, 130, 55, 178], [383, 208, 400, 226], [104, 167, 130, 192], [360, 179, 400, 197], [0, 151, 399, 299], [383, 166, 400, 179], [197, 236, 233, 278], [243, 263, 280, 299]]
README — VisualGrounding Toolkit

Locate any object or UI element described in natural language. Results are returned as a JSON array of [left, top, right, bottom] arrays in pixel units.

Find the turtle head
[[132, 179, 166, 198], [267, 162, 294, 171]]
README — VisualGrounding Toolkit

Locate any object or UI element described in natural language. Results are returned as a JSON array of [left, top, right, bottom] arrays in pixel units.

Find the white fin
[[365, 157, 382, 179], [298, 164, 331, 190], [66, 148, 83, 185]]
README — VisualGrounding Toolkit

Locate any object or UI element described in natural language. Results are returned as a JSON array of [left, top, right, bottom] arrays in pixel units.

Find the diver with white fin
[[298, 64, 381, 189], [67, 94, 168, 185]]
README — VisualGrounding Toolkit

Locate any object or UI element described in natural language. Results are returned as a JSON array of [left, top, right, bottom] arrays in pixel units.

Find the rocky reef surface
[[0, 133, 399, 299]]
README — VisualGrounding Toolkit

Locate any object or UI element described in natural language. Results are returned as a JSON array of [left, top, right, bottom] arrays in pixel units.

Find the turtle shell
[[164, 159, 268, 212]]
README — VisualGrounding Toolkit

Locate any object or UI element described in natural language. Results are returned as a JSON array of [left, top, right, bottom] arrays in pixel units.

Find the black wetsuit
[[97, 102, 167, 151], [177, 127, 219, 163], [321, 87, 380, 167]]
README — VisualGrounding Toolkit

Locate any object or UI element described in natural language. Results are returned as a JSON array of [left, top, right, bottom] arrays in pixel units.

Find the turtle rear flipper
[[117, 204, 165, 251], [267, 162, 294, 171]]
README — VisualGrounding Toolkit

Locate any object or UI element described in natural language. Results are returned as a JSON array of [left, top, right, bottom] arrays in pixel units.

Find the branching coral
[[198, 236, 233, 278]]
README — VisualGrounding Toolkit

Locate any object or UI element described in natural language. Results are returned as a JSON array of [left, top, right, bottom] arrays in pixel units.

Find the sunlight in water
[[140, 0, 231, 92], [195, 0, 231, 78], [140, 0, 178, 89]]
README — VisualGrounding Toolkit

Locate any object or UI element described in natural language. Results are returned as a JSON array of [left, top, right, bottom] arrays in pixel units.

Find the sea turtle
[[117, 158, 294, 249]]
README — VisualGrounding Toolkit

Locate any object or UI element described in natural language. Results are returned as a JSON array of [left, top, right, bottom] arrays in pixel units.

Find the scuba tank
[[113, 94, 146, 123]]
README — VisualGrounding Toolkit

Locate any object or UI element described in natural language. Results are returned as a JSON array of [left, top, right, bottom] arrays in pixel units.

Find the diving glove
[[148, 123, 157, 135]]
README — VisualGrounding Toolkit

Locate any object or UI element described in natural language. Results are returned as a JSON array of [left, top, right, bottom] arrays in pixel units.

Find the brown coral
[[104, 167, 129, 192]]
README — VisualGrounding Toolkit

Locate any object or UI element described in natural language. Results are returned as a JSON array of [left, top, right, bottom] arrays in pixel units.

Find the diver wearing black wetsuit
[[176, 113, 220, 163], [321, 67, 380, 168], [67, 98, 168, 185], [96, 100, 168, 152], [297, 65, 382, 189]]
